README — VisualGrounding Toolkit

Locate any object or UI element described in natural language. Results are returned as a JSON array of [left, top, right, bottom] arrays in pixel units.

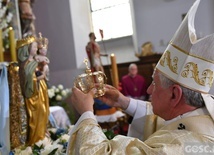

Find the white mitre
[[156, 0, 214, 120]]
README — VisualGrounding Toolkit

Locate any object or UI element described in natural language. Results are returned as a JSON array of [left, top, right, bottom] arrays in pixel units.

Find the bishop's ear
[[170, 84, 183, 107]]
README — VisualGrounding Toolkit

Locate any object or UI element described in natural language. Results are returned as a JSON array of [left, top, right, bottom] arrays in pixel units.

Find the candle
[[9, 27, 17, 62], [110, 53, 119, 88], [0, 29, 4, 62]]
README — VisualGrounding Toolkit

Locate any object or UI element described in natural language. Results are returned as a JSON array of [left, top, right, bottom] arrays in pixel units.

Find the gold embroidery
[[181, 62, 214, 87], [160, 51, 178, 74], [8, 62, 27, 149], [202, 69, 214, 87]]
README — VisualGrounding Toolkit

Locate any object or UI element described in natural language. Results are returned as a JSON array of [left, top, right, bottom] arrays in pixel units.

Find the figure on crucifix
[[85, 32, 108, 72]]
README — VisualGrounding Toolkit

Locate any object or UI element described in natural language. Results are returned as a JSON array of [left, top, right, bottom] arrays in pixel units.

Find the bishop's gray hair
[[158, 72, 205, 108]]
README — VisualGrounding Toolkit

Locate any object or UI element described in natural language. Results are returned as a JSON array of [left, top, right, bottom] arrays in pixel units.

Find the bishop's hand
[[71, 87, 95, 115], [98, 84, 130, 110]]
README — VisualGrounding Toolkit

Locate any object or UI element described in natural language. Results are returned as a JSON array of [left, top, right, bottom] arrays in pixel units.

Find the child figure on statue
[[36, 32, 50, 87]]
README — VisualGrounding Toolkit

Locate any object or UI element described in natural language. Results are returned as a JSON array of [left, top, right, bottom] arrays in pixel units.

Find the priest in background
[[121, 63, 147, 100]]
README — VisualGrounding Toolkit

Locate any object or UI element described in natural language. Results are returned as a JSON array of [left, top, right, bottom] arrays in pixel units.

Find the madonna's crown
[[74, 58, 107, 98], [16, 36, 36, 49], [37, 32, 48, 49]]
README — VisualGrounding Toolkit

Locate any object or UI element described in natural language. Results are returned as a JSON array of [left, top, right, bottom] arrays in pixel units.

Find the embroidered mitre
[[156, 0, 214, 94]]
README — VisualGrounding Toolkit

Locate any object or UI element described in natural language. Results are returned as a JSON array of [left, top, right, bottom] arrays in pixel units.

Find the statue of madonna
[[17, 36, 50, 145]]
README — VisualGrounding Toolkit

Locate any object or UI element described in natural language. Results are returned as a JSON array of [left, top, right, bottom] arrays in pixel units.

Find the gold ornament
[[37, 32, 49, 49], [74, 58, 107, 98], [16, 36, 36, 49]]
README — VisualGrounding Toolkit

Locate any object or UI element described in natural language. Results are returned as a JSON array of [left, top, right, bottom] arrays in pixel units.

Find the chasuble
[[67, 100, 214, 155]]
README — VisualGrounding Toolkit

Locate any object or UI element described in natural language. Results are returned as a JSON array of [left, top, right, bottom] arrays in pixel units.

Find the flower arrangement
[[48, 84, 71, 106], [0, 0, 14, 50], [10, 126, 73, 155], [48, 84, 75, 124]]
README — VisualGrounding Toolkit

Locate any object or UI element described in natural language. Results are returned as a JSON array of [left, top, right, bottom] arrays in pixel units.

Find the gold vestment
[[67, 115, 214, 154]]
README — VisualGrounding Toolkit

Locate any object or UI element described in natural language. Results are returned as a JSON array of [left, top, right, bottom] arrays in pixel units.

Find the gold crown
[[37, 32, 48, 49], [16, 36, 37, 49], [74, 58, 107, 98]]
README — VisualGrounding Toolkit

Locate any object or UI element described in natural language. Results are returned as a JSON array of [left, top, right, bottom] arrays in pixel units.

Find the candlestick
[[110, 53, 119, 88], [0, 29, 4, 62], [9, 27, 17, 62]]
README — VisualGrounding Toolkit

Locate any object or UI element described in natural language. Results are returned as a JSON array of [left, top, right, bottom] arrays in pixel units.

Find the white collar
[[164, 107, 209, 125]]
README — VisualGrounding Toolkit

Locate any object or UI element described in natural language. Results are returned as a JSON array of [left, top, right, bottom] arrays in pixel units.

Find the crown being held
[[37, 32, 49, 49], [16, 36, 37, 49], [74, 58, 107, 98]]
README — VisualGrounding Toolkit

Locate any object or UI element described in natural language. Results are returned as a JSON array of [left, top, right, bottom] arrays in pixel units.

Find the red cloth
[[121, 74, 147, 99]]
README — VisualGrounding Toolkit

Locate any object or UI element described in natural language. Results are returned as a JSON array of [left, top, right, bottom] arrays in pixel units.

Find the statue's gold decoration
[[181, 62, 214, 87], [135, 41, 155, 57], [16, 36, 36, 49], [8, 62, 27, 149], [160, 51, 178, 74], [74, 58, 107, 98]]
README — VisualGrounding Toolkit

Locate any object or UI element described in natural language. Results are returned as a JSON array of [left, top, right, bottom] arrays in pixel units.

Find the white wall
[[132, 0, 214, 54], [33, 0, 214, 87], [69, 0, 92, 68], [99, 36, 138, 65]]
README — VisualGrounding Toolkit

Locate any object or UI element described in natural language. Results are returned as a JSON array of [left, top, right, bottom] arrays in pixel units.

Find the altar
[[49, 106, 71, 129]]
